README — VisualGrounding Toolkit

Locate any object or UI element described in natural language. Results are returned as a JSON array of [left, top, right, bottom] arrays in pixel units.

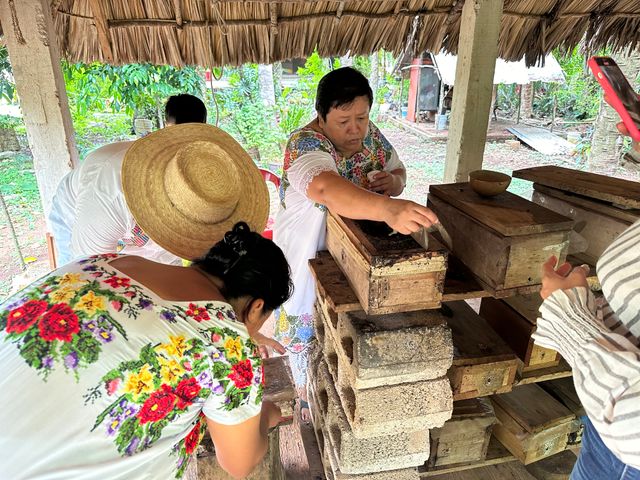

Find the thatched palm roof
[[22, 1, 640, 66]]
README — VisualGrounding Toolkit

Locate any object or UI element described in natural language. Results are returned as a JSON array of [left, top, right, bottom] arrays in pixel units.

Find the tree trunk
[[258, 64, 276, 108], [272, 62, 283, 99], [370, 50, 379, 100], [590, 49, 640, 171], [521, 83, 534, 118]]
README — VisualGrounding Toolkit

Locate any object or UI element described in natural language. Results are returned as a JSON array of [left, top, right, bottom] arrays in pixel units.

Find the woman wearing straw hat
[[273, 67, 439, 422], [0, 124, 293, 480]]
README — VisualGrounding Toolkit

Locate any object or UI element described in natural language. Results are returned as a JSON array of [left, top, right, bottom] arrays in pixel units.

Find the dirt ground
[[2, 122, 640, 303]]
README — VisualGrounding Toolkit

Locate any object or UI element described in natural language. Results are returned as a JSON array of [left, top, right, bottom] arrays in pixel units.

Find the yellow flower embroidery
[[49, 287, 76, 304], [58, 273, 85, 287], [156, 334, 188, 358], [123, 364, 154, 399], [224, 336, 244, 361], [157, 356, 186, 385], [75, 291, 106, 316], [278, 310, 289, 332]]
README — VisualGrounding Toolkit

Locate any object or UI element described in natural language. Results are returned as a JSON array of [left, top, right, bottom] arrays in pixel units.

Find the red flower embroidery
[[6, 300, 48, 334], [184, 422, 201, 455], [186, 303, 210, 322], [175, 377, 202, 409], [104, 276, 131, 289], [106, 378, 121, 396], [138, 384, 177, 424], [110, 300, 123, 312], [228, 359, 254, 389], [38, 303, 80, 342], [210, 333, 221, 343]]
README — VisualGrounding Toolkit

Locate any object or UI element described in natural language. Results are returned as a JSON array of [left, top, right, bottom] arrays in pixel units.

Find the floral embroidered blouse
[[0, 255, 263, 480]]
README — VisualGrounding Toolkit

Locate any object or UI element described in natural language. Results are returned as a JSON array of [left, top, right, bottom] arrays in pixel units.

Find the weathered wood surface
[[427, 194, 570, 290], [427, 398, 496, 469], [540, 378, 585, 446], [444, 301, 518, 400], [264, 356, 296, 417], [480, 297, 559, 370], [309, 253, 361, 313], [491, 384, 574, 465], [513, 166, 640, 209], [325, 213, 446, 315], [507, 126, 574, 156], [515, 360, 573, 387], [429, 183, 574, 237], [532, 185, 637, 264]]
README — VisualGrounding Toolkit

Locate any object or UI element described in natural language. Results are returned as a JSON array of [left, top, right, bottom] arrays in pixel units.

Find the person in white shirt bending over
[[48, 94, 207, 266]]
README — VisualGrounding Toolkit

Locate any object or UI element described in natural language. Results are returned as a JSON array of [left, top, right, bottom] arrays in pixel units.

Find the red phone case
[[588, 57, 640, 142]]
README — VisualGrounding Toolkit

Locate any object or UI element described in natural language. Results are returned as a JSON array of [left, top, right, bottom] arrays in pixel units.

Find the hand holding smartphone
[[588, 56, 640, 142]]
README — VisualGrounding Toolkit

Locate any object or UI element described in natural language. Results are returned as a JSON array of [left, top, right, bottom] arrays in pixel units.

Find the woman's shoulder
[[287, 125, 335, 157], [366, 121, 393, 152]]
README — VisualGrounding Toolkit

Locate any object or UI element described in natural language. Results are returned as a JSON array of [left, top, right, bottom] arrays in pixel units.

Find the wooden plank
[[480, 297, 559, 368], [444, 301, 518, 400], [532, 187, 636, 264], [443, 0, 503, 182], [513, 166, 640, 209], [429, 183, 574, 237], [533, 184, 640, 224], [264, 356, 296, 417], [309, 252, 361, 313], [492, 384, 574, 434], [507, 126, 574, 155], [515, 360, 573, 386], [427, 398, 496, 469], [425, 460, 538, 480], [503, 293, 542, 325], [420, 437, 517, 477]]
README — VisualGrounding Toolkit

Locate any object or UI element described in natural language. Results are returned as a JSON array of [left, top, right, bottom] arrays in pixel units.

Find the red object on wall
[[407, 58, 423, 123], [259, 169, 281, 240]]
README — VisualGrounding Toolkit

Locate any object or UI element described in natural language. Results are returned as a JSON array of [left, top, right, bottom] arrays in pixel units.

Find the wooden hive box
[[480, 295, 560, 372], [540, 378, 585, 446], [531, 184, 640, 265], [444, 301, 519, 401], [491, 383, 574, 465], [427, 183, 573, 292], [426, 398, 496, 469], [325, 212, 448, 315]]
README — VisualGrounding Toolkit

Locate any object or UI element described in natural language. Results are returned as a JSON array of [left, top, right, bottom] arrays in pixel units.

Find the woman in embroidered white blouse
[[272, 67, 438, 422]]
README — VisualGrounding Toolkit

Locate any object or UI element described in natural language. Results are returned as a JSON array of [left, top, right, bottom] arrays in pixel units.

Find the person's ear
[[246, 298, 266, 331]]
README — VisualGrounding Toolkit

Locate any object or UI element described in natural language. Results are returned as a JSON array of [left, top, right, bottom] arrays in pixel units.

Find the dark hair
[[315, 67, 374, 120], [164, 94, 207, 124], [193, 222, 293, 316]]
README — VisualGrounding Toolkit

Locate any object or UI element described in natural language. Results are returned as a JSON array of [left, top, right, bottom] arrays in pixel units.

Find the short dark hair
[[193, 222, 293, 316], [315, 67, 373, 120], [165, 94, 207, 124]]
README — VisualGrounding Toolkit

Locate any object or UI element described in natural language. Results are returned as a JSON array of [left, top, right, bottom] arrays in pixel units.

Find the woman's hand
[[540, 256, 589, 300], [369, 171, 403, 196], [381, 198, 438, 234], [252, 331, 285, 359]]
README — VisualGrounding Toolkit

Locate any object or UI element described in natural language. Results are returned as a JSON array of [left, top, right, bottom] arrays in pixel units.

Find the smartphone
[[588, 57, 640, 142]]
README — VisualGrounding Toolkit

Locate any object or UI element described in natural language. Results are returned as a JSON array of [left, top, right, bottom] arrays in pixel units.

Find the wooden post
[[0, 0, 78, 227], [443, 0, 504, 183]]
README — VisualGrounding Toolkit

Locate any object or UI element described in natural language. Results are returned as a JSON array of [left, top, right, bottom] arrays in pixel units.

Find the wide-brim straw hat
[[122, 123, 269, 260]]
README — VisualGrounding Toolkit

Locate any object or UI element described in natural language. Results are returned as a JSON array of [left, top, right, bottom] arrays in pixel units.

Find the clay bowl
[[469, 170, 511, 197]]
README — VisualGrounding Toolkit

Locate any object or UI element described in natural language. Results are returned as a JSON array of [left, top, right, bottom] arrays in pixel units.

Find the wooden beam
[[0, 0, 78, 228], [443, 0, 503, 183], [172, 0, 183, 28], [87, 0, 114, 63]]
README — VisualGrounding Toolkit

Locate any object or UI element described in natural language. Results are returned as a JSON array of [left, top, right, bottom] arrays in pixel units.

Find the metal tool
[[411, 222, 453, 251]]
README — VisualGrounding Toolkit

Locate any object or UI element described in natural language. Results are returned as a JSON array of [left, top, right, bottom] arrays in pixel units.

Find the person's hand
[[540, 256, 589, 300], [381, 198, 438, 234], [369, 171, 403, 196], [604, 94, 640, 153], [261, 400, 283, 429], [251, 331, 285, 359]]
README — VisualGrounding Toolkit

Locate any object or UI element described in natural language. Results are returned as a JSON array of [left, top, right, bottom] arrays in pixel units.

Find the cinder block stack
[[309, 263, 455, 478]]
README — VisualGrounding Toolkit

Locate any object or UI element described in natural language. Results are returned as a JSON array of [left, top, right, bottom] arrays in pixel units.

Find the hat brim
[[122, 123, 269, 260]]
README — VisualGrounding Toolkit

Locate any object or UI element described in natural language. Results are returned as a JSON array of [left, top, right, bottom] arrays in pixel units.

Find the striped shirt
[[533, 219, 640, 469]]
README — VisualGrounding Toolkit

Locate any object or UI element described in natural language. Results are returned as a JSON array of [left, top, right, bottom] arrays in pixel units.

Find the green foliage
[[73, 113, 133, 159], [0, 114, 23, 131], [0, 153, 41, 222], [62, 62, 205, 126], [534, 48, 602, 120], [0, 46, 16, 102], [296, 51, 331, 100]]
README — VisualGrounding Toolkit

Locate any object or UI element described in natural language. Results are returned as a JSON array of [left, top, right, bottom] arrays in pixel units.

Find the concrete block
[[309, 401, 420, 480], [317, 331, 453, 438], [316, 292, 454, 389], [308, 358, 430, 474]]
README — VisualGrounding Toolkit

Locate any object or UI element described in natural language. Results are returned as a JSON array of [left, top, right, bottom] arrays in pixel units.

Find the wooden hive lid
[[429, 183, 574, 237]]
